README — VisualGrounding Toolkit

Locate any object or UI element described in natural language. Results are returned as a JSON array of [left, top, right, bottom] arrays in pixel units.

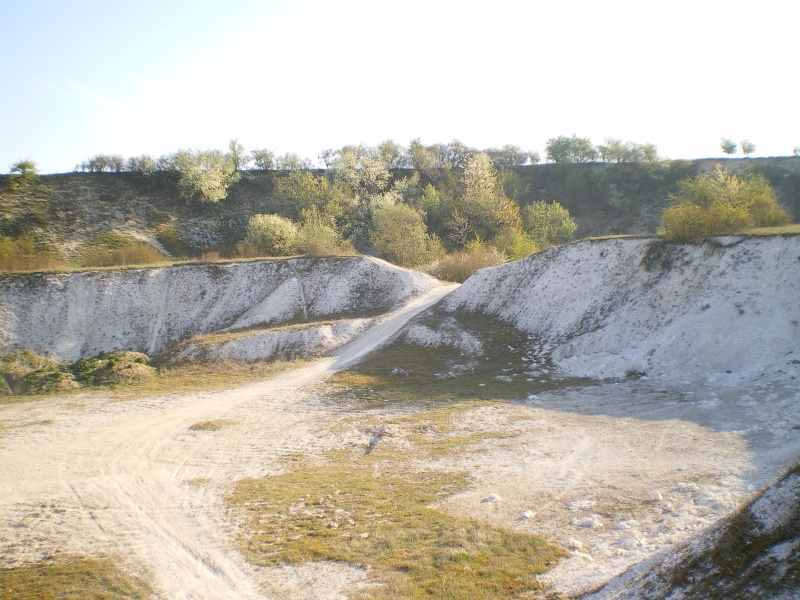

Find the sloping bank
[[442, 235, 800, 382], [0, 256, 438, 362]]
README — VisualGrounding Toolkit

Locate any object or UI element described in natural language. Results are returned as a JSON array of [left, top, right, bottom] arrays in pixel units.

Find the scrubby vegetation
[[661, 165, 791, 241], [0, 348, 308, 400], [3, 139, 797, 277], [0, 351, 156, 396], [0, 556, 152, 599]]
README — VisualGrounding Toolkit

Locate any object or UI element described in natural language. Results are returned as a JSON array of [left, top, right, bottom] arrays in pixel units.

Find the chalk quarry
[[1, 235, 799, 599]]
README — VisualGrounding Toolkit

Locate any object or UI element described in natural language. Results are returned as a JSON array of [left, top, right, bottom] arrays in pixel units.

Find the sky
[[2, 0, 799, 174]]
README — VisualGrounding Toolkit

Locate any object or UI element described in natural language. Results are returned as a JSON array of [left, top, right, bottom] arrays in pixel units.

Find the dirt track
[[2, 281, 800, 599]]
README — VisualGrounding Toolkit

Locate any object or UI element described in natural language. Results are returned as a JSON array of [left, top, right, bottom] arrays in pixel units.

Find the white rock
[[568, 499, 597, 511], [651, 490, 663, 502], [563, 538, 583, 550], [521, 509, 535, 519], [481, 493, 501, 503]]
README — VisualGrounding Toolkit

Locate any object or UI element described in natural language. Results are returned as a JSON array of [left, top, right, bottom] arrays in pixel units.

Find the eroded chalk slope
[[443, 235, 800, 382], [0, 256, 438, 362]]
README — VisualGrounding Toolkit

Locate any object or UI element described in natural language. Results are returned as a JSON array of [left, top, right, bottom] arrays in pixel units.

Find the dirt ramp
[[443, 235, 800, 382], [0, 256, 438, 362]]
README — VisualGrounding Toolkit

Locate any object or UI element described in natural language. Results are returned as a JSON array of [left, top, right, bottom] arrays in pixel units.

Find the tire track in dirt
[[0, 284, 457, 599]]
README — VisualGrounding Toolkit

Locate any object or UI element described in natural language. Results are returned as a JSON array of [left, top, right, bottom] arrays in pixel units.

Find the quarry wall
[[0, 256, 437, 362]]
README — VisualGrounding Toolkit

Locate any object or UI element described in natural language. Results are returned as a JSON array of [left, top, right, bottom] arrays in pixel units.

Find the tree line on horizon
[[2, 136, 795, 277]]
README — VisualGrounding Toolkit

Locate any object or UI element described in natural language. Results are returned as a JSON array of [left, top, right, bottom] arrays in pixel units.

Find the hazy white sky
[[2, 0, 798, 173]]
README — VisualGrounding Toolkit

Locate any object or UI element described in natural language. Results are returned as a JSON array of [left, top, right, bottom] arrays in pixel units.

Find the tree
[[329, 145, 390, 198], [740, 139, 756, 158], [271, 170, 352, 220], [370, 204, 444, 267], [251, 148, 275, 171], [545, 135, 598, 163], [7, 159, 39, 190], [377, 139, 406, 168], [171, 149, 239, 202], [597, 138, 659, 163], [245, 214, 299, 256], [486, 145, 530, 168], [227, 139, 248, 171], [454, 153, 523, 244], [274, 152, 311, 171], [8, 159, 39, 182], [661, 164, 790, 241], [408, 138, 440, 175], [125, 155, 156, 174], [794, 146, 800, 157], [720, 139, 737, 156], [522, 201, 578, 247]]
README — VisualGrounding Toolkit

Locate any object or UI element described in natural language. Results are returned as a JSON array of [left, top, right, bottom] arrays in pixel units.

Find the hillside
[[2, 158, 799, 263]]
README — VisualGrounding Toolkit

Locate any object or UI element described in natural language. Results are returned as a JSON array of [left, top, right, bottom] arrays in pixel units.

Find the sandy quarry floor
[[1, 286, 799, 599]]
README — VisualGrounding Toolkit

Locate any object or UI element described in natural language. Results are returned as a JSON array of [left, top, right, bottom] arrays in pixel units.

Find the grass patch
[[73, 231, 170, 268], [116, 358, 309, 398], [0, 351, 309, 402], [0, 556, 152, 599], [351, 400, 524, 459], [743, 223, 800, 235], [231, 459, 565, 599], [328, 311, 594, 409], [189, 419, 237, 431], [0, 351, 78, 396], [181, 319, 356, 350]]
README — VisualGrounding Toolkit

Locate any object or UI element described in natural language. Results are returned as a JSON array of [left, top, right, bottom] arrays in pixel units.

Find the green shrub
[[522, 201, 577, 248], [71, 351, 154, 386], [493, 226, 539, 260], [172, 149, 239, 202], [245, 213, 300, 256], [370, 203, 445, 267], [661, 165, 791, 241]]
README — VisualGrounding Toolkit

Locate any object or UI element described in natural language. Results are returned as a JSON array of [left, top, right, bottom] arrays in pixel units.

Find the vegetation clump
[[0, 351, 78, 395], [74, 231, 169, 268], [0, 556, 152, 599], [189, 419, 237, 431], [661, 165, 791, 241], [231, 459, 565, 598], [425, 240, 507, 282], [71, 352, 155, 387]]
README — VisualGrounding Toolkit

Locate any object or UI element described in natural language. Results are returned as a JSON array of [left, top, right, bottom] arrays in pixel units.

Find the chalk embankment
[[443, 235, 800, 382], [0, 256, 438, 362]]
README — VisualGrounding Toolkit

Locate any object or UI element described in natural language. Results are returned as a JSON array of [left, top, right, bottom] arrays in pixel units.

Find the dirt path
[[2, 279, 799, 599], [0, 284, 456, 600]]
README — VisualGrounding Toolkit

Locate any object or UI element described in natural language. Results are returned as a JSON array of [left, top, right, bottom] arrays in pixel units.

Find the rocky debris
[[583, 463, 800, 599]]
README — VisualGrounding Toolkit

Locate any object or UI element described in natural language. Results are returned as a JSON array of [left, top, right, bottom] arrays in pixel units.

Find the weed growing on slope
[[0, 556, 152, 599]]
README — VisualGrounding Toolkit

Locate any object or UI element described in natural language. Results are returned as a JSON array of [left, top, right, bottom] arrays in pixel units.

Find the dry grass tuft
[[189, 419, 237, 431]]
